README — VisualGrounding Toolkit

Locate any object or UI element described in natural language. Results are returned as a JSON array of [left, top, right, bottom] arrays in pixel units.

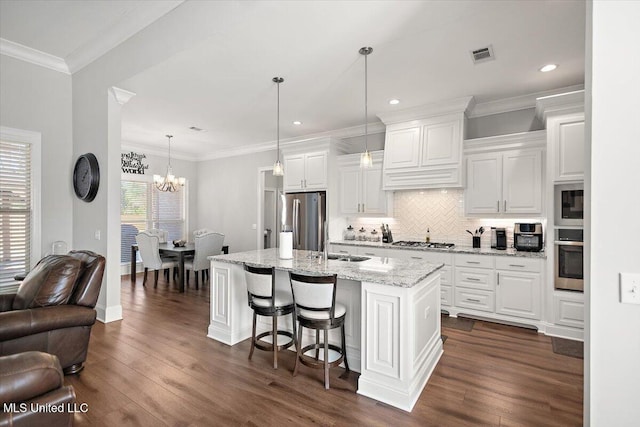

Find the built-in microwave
[[555, 183, 584, 226]]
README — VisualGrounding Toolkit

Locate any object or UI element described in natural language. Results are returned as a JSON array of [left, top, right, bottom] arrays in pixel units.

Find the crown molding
[[0, 38, 69, 74], [464, 130, 547, 154], [535, 90, 585, 122], [468, 84, 584, 118], [109, 87, 136, 105], [65, 1, 185, 73], [377, 96, 474, 125], [197, 122, 385, 161]]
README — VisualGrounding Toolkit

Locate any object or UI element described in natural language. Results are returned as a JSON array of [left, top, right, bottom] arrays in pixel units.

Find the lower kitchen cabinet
[[494, 257, 542, 320], [553, 292, 584, 328], [392, 249, 453, 307], [454, 287, 495, 312], [495, 270, 541, 320]]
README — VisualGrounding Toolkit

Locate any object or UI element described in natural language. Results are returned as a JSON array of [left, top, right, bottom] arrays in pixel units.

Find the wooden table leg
[[131, 245, 137, 282], [179, 252, 185, 293]]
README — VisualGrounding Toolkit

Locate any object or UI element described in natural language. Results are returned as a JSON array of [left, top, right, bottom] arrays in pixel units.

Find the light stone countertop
[[331, 240, 547, 259], [210, 248, 443, 288]]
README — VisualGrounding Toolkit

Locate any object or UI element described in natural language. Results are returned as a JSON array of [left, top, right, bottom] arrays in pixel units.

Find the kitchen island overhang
[[208, 248, 444, 412]]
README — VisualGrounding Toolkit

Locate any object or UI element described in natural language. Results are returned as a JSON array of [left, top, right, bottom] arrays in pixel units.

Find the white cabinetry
[[283, 151, 327, 191], [495, 257, 542, 320], [338, 151, 389, 215], [454, 254, 495, 313], [464, 131, 545, 216], [536, 90, 585, 183], [548, 113, 585, 182], [553, 292, 584, 328], [378, 97, 473, 190], [392, 250, 453, 307]]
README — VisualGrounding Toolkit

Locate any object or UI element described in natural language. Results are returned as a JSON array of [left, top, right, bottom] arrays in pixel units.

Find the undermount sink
[[327, 254, 370, 262]]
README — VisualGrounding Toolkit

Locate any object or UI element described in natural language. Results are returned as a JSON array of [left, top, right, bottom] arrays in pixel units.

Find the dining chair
[[184, 232, 224, 289], [135, 231, 178, 287], [146, 228, 169, 243], [193, 228, 211, 238]]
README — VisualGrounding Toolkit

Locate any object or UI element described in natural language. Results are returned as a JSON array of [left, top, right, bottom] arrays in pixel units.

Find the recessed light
[[389, 99, 400, 105], [293, 121, 302, 125], [539, 64, 558, 73]]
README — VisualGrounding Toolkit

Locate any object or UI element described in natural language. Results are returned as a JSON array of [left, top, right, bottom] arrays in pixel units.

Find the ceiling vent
[[470, 45, 495, 64], [189, 126, 205, 132]]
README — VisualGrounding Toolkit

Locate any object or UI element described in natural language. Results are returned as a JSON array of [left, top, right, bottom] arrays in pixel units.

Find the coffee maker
[[491, 227, 507, 250]]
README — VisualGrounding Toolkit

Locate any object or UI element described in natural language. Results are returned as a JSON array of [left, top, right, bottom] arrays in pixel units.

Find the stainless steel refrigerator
[[279, 191, 326, 252]]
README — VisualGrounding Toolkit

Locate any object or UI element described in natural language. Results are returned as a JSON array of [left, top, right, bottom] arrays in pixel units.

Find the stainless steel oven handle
[[554, 241, 584, 247]]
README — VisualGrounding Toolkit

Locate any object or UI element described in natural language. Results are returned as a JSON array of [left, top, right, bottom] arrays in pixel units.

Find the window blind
[[0, 140, 31, 289], [120, 180, 185, 263]]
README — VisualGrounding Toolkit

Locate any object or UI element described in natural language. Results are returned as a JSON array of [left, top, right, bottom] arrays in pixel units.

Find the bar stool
[[289, 272, 349, 389], [244, 264, 296, 369]]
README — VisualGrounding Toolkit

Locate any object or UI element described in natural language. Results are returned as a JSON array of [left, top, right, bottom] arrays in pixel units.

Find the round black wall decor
[[73, 153, 100, 202]]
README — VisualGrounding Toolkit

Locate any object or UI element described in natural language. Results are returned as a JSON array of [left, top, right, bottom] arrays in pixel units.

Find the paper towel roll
[[279, 231, 293, 259]]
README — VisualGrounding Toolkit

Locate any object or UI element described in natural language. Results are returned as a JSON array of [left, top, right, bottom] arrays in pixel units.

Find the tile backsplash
[[347, 189, 545, 248]]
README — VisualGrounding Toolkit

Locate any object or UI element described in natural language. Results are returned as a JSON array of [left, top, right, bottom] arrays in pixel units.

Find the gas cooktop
[[391, 241, 455, 249]]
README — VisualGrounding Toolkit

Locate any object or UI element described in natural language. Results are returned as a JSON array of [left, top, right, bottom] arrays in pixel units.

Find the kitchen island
[[208, 248, 444, 411]]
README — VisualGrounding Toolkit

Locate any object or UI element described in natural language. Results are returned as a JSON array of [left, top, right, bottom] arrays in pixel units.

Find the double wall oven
[[554, 183, 584, 292]]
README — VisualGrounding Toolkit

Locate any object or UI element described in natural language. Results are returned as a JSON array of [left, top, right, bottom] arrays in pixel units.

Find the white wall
[[196, 150, 276, 253], [0, 56, 73, 256], [587, 1, 640, 425]]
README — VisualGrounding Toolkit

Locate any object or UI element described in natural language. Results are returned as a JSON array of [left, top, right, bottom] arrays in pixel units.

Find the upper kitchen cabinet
[[378, 97, 474, 190], [464, 131, 546, 216], [281, 136, 346, 193], [535, 90, 585, 182], [283, 151, 328, 191], [338, 151, 390, 216]]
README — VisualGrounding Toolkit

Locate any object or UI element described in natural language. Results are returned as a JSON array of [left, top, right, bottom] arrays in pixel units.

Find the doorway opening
[[257, 167, 282, 249]]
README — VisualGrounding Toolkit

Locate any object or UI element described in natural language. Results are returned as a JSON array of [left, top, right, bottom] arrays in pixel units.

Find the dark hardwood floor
[[65, 275, 583, 426]]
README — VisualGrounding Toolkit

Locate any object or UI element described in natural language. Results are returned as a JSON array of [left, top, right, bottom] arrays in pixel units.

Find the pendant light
[[359, 46, 373, 168], [153, 135, 185, 192], [272, 77, 284, 176]]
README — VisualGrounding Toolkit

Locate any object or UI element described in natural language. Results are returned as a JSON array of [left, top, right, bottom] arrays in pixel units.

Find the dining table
[[130, 242, 229, 292]]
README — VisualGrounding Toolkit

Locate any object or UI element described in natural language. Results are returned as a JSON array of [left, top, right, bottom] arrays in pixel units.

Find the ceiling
[[0, 1, 586, 160]]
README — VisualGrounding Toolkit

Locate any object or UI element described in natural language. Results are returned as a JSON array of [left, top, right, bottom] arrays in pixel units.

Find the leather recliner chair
[[0, 250, 105, 375], [0, 351, 76, 427]]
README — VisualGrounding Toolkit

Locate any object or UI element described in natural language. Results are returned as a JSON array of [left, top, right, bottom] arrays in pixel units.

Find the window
[[0, 137, 36, 290], [120, 180, 186, 263]]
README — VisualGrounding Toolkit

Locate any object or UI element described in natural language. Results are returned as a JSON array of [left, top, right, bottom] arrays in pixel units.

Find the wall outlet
[[620, 273, 640, 304], [94, 230, 101, 240], [251, 224, 257, 230]]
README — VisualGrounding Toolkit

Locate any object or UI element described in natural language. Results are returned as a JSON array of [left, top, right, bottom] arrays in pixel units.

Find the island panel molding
[[208, 248, 443, 411]]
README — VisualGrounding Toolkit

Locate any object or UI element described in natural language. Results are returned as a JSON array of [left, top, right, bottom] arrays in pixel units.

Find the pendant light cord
[[273, 77, 283, 162], [364, 52, 368, 153], [166, 135, 172, 168]]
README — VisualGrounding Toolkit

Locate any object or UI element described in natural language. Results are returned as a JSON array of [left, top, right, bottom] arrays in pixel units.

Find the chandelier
[[359, 46, 373, 168], [153, 135, 185, 192], [272, 77, 284, 176]]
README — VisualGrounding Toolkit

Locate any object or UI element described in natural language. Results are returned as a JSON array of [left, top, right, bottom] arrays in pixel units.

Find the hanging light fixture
[[359, 46, 373, 168], [153, 134, 185, 192], [272, 77, 284, 176]]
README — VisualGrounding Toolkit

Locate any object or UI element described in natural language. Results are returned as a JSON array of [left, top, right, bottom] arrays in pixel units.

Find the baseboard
[[542, 323, 584, 341], [96, 304, 123, 323]]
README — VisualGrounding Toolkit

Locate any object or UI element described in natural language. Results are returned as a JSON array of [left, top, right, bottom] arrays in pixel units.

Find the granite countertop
[[331, 240, 547, 259], [210, 248, 443, 288]]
